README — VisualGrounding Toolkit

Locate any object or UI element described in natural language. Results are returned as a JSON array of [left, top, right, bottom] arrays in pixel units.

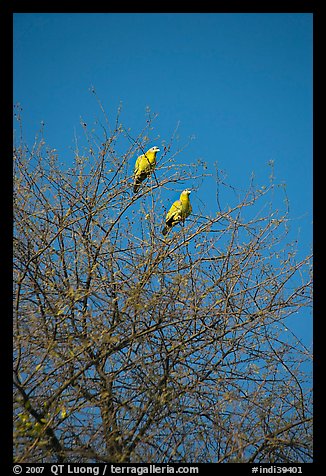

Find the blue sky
[[13, 13, 312, 342]]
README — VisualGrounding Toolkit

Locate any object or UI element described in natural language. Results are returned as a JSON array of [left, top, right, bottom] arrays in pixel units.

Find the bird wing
[[165, 199, 183, 225], [134, 154, 144, 175], [134, 153, 154, 177]]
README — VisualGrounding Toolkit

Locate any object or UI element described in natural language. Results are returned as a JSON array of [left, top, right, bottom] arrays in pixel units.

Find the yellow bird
[[162, 189, 192, 236], [133, 146, 160, 193]]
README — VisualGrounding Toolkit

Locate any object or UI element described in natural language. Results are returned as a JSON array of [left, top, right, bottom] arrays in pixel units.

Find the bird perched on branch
[[162, 189, 192, 236], [133, 146, 160, 193]]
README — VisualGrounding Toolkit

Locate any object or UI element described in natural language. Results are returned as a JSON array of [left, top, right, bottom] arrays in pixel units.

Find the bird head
[[181, 189, 191, 197], [148, 146, 160, 153]]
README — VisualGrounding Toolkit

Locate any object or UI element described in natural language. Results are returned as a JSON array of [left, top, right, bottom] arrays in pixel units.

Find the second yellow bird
[[162, 190, 192, 236], [133, 146, 160, 193]]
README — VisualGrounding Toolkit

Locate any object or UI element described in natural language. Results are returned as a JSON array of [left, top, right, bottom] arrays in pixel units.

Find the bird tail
[[133, 183, 140, 193], [162, 226, 170, 236]]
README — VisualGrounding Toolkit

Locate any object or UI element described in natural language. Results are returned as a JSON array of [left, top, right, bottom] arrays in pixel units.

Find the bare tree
[[13, 101, 312, 463]]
